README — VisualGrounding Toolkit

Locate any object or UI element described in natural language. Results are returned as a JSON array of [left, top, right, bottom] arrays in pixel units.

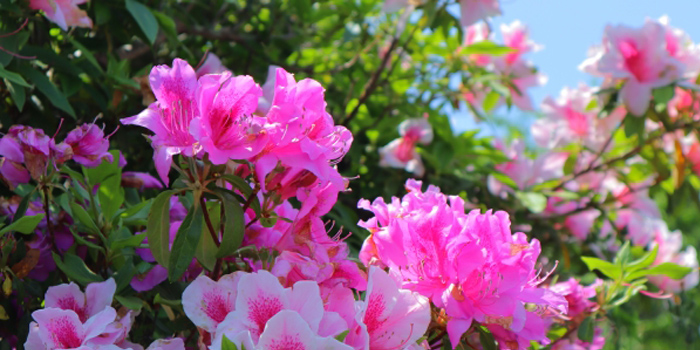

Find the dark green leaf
[[214, 189, 245, 259], [147, 190, 178, 267], [623, 113, 645, 135], [0, 66, 30, 87], [578, 317, 595, 343], [652, 85, 675, 105], [53, 252, 103, 285], [0, 213, 45, 236], [111, 233, 146, 250], [168, 205, 204, 281], [5, 79, 26, 111], [69, 201, 101, 235], [115, 295, 143, 311], [125, 0, 159, 44], [16, 66, 76, 118]]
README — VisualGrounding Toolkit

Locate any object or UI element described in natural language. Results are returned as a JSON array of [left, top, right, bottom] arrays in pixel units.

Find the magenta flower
[[121, 171, 164, 190], [121, 59, 201, 185], [65, 123, 113, 167], [253, 67, 352, 200], [195, 53, 229, 77], [345, 266, 430, 350], [359, 179, 567, 347], [550, 278, 601, 318], [189, 72, 266, 165], [0, 126, 52, 181], [130, 265, 168, 292], [29, 0, 93, 31]]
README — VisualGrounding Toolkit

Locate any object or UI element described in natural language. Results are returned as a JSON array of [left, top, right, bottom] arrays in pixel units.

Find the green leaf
[[16, 66, 76, 118], [623, 113, 645, 135], [582, 256, 622, 279], [115, 295, 143, 311], [214, 189, 245, 259], [168, 205, 204, 281], [69, 38, 104, 74], [53, 252, 103, 285], [652, 85, 675, 105], [221, 335, 239, 350], [491, 172, 518, 189], [477, 326, 498, 350], [578, 317, 595, 343], [626, 245, 658, 274], [334, 330, 349, 343], [125, 0, 159, 44], [0, 213, 45, 236], [482, 90, 500, 112], [147, 190, 178, 267], [515, 191, 547, 214], [70, 201, 101, 235], [5, 78, 26, 111], [152, 11, 177, 42], [563, 153, 578, 175], [460, 40, 516, 56], [627, 262, 693, 281], [89, 151, 124, 221], [111, 233, 147, 250], [113, 257, 136, 292], [614, 241, 631, 266], [0, 66, 31, 87], [195, 202, 219, 271]]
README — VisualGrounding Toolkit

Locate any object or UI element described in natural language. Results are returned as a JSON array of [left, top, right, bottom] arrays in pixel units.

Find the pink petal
[[84, 278, 116, 318], [182, 273, 240, 333], [33, 308, 85, 349], [44, 282, 86, 320]]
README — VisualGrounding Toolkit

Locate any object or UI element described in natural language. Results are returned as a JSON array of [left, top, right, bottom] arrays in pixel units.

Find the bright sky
[[451, 0, 700, 136]]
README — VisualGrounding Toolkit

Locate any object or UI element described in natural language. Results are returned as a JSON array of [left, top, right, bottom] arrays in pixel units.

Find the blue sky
[[451, 0, 700, 135]]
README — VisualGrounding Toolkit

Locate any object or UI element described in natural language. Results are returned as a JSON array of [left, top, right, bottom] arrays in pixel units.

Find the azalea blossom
[[378, 117, 433, 177], [64, 123, 113, 167], [532, 84, 625, 150], [359, 179, 567, 347], [195, 53, 229, 77], [579, 17, 700, 116], [345, 266, 431, 350], [29, 0, 93, 31]]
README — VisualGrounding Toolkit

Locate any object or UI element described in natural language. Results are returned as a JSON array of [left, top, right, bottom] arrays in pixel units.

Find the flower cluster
[[182, 267, 430, 350], [0, 123, 112, 188], [580, 16, 700, 116], [359, 179, 568, 348]]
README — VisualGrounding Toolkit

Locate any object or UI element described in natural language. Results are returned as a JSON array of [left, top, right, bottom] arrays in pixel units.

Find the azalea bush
[[0, 0, 699, 349]]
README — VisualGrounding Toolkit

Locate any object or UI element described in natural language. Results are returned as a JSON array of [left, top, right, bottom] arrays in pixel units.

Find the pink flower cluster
[[182, 267, 430, 350], [580, 16, 700, 116], [0, 123, 112, 188], [25, 278, 184, 350], [122, 59, 352, 205], [550, 279, 605, 350], [378, 117, 433, 177], [358, 179, 567, 348], [462, 21, 546, 113]]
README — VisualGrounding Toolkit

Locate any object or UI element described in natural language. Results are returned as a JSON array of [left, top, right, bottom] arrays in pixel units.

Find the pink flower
[[500, 20, 541, 66], [459, 0, 501, 28], [580, 18, 689, 116], [44, 278, 116, 323], [189, 72, 266, 164], [359, 180, 567, 347], [550, 278, 601, 318], [130, 265, 168, 292], [211, 270, 348, 348], [182, 273, 241, 333], [344, 266, 431, 350], [196, 53, 229, 77], [121, 171, 164, 190], [532, 84, 625, 150], [253, 67, 352, 201], [378, 117, 433, 177], [29, 0, 93, 31], [24, 307, 119, 350], [146, 338, 185, 350], [461, 22, 492, 66], [659, 16, 700, 77], [551, 327, 605, 350], [0, 125, 57, 182], [487, 139, 567, 197], [122, 59, 200, 185], [64, 123, 113, 167]]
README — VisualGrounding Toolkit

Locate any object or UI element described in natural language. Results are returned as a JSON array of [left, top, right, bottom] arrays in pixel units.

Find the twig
[[200, 197, 220, 248]]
